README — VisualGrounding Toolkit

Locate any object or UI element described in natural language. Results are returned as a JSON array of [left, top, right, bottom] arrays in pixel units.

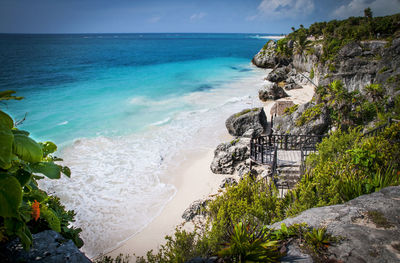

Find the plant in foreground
[[218, 222, 280, 262]]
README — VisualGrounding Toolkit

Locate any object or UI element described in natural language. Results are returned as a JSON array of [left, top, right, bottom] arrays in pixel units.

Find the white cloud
[[332, 0, 400, 19], [190, 12, 207, 21], [148, 16, 161, 23], [257, 0, 315, 18]]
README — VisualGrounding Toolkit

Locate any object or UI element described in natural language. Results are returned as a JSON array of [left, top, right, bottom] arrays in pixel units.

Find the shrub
[[0, 91, 81, 249]]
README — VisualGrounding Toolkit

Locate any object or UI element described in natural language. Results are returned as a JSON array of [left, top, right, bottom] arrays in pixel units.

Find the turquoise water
[[0, 33, 272, 257]]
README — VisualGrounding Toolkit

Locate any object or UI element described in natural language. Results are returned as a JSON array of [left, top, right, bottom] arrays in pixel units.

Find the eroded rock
[[210, 138, 250, 174], [271, 186, 400, 263], [225, 108, 267, 137], [259, 83, 289, 101], [2, 230, 91, 263]]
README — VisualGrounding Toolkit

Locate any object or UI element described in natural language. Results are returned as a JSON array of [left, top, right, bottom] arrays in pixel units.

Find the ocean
[[0, 33, 273, 257]]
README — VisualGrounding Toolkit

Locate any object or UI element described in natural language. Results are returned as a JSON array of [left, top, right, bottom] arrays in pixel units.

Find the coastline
[[105, 77, 315, 260], [106, 148, 227, 258]]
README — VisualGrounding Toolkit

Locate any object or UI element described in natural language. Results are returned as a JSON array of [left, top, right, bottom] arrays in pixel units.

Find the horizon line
[[0, 32, 287, 35]]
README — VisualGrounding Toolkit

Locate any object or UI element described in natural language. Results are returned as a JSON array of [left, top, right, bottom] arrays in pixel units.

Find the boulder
[[182, 199, 209, 221], [265, 67, 288, 83], [273, 101, 330, 136], [225, 108, 267, 137], [210, 138, 250, 174], [270, 101, 295, 116], [259, 83, 289, 101], [271, 186, 400, 263], [219, 177, 237, 188], [252, 41, 291, 68], [2, 230, 91, 263]]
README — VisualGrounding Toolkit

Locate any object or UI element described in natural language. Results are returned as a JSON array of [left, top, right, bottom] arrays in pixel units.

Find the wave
[[38, 65, 266, 258], [249, 35, 286, 40], [57, 121, 69, 126]]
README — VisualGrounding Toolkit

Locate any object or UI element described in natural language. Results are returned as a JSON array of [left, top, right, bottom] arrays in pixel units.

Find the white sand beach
[[106, 81, 315, 260]]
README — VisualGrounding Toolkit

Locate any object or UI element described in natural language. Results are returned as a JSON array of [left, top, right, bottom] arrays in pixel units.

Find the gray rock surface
[[182, 199, 209, 221], [252, 41, 291, 68], [265, 67, 288, 82], [219, 177, 237, 188], [210, 138, 250, 174], [259, 83, 289, 101], [271, 186, 400, 263], [3, 230, 91, 263], [225, 108, 267, 137], [273, 102, 330, 136]]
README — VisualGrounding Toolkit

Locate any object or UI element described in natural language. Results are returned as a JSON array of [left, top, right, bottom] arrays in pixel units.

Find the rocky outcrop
[[2, 230, 91, 263], [252, 41, 291, 68], [258, 83, 289, 101], [272, 186, 400, 263], [273, 101, 330, 136], [219, 177, 237, 188], [270, 101, 295, 116], [182, 199, 209, 221], [210, 138, 250, 174], [265, 67, 288, 82], [225, 108, 267, 137]]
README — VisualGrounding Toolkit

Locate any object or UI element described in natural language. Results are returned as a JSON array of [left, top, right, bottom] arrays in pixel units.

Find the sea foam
[[38, 65, 267, 258]]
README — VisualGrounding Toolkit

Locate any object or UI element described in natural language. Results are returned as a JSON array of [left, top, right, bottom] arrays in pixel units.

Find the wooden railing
[[250, 134, 325, 153]]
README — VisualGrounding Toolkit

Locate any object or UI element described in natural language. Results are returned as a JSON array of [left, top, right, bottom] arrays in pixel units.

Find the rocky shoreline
[[182, 32, 400, 262]]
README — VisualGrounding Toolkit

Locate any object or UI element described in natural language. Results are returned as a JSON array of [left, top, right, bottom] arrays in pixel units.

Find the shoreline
[[104, 72, 315, 260], [106, 147, 228, 258]]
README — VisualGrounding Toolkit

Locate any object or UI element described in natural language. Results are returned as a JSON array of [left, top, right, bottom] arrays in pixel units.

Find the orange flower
[[31, 200, 40, 221]]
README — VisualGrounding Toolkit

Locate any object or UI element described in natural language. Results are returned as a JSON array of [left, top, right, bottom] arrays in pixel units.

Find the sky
[[0, 0, 399, 34]]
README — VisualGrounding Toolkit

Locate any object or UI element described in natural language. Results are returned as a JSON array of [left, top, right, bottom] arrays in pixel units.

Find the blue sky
[[0, 0, 399, 33]]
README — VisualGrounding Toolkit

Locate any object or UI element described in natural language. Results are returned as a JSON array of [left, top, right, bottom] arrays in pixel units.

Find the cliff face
[[252, 37, 400, 94], [272, 186, 400, 263]]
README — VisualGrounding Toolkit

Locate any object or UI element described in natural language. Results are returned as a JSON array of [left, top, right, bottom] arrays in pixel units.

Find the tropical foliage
[[0, 91, 82, 249]]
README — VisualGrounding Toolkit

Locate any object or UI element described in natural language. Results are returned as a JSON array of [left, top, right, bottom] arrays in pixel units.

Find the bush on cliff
[[137, 122, 400, 262], [0, 91, 83, 249]]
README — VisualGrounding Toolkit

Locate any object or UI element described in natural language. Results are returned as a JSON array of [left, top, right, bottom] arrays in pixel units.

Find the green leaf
[[30, 162, 61, 179], [0, 175, 22, 217], [13, 134, 43, 163], [61, 166, 71, 178], [41, 208, 61, 232], [0, 110, 14, 129], [0, 124, 14, 169], [15, 169, 32, 187], [39, 141, 57, 157], [12, 129, 30, 136]]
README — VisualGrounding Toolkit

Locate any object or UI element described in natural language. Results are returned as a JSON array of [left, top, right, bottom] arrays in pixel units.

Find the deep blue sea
[[0, 33, 273, 257]]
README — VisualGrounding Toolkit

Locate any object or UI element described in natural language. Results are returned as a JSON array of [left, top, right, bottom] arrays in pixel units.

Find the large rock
[[265, 67, 288, 82], [252, 41, 291, 68], [182, 199, 209, 221], [2, 230, 91, 263], [271, 186, 400, 263], [273, 101, 330, 136], [210, 138, 250, 174], [225, 108, 267, 137], [270, 101, 295, 116], [259, 82, 289, 101]]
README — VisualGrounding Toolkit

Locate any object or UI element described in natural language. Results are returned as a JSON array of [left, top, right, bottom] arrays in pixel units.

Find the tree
[[364, 7, 373, 19], [291, 27, 295, 32]]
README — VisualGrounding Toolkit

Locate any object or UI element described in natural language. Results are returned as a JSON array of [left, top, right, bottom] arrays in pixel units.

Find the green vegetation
[[234, 108, 260, 118], [286, 12, 400, 62], [309, 68, 314, 79], [276, 38, 292, 57], [230, 138, 240, 145], [0, 91, 82, 249], [295, 103, 324, 126], [284, 104, 298, 115], [133, 120, 400, 262]]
